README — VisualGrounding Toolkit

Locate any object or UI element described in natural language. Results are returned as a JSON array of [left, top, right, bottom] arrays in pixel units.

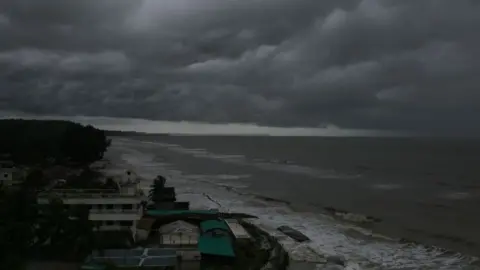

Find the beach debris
[[277, 225, 310, 242]]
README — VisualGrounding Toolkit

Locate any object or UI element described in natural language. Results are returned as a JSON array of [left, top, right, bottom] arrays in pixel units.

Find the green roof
[[146, 209, 218, 216], [198, 234, 235, 257], [200, 220, 230, 232]]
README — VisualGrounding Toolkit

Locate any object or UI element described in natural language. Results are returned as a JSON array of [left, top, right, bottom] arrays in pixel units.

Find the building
[[82, 248, 182, 270], [122, 170, 138, 184], [198, 220, 235, 260], [137, 218, 202, 262], [37, 181, 145, 241], [158, 220, 199, 246], [158, 220, 201, 261]]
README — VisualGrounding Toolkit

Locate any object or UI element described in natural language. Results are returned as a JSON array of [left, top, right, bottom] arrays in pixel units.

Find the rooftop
[[200, 220, 230, 232], [225, 219, 251, 239], [37, 188, 142, 198], [198, 219, 235, 258], [82, 248, 178, 269], [38, 177, 142, 198], [198, 234, 235, 258]]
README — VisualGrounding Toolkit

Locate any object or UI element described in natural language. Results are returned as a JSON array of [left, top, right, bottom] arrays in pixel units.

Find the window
[[106, 204, 113, 210], [106, 221, 114, 226]]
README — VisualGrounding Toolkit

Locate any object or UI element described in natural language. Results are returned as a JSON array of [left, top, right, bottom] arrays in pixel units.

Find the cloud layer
[[1, 0, 479, 135]]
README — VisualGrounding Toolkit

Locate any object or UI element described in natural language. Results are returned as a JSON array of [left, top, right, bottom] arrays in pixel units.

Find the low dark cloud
[[0, 0, 479, 135]]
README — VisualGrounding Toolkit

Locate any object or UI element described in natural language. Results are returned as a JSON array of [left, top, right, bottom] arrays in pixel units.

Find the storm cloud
[[0, 0, 479, 135]]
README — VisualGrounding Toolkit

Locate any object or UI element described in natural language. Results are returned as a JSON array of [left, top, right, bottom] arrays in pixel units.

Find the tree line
[[0, 119, 111, 165]]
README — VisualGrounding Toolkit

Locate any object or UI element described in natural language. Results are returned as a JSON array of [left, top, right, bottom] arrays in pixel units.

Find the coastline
[[95, 170, 352, 269], [103, 137, 480, 269], [100, 146, 353, 269]]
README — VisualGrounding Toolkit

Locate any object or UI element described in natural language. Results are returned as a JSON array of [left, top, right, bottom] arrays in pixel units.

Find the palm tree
[[148, 175, 166, 199], [147, 175, 180, 210]]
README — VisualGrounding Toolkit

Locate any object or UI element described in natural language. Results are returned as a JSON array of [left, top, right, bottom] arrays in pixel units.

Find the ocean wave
[[107, 138, 480, 269], [119, 138, 358, 180]]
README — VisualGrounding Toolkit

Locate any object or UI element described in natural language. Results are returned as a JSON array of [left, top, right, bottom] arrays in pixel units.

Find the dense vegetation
[[0, 119, 110, 165], [0, 180, 95, 269], [148, 175, 177, 203], [0, 119, 111, 269]]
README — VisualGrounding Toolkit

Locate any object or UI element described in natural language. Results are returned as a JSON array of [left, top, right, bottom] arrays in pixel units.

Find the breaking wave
[[106, 138, 480, 269]]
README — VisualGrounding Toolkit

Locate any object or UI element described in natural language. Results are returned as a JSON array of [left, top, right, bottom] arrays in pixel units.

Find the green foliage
[[0, 187, 38, 269], [0, 119, 110, 165], [22, 168, 49, 189], [0, 186, 96, 268], [148, 175, 176, 203], [34, 199, 95, 259]]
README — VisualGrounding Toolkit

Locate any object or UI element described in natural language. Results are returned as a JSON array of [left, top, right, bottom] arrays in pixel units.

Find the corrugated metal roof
[[200, 220, 229, 232], [198, 234, 235, 257]]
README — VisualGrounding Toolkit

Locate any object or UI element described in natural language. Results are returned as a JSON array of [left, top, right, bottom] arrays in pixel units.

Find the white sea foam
[[106, 138, 479, 269], [370, 184, 403, 190], [441, 192, 471, 200], [116, 138, 357, 180]]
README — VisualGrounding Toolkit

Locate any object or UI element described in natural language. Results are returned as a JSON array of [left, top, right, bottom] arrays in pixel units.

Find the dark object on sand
[[277, 226, 310, 242], [327, 255, 346, 266]]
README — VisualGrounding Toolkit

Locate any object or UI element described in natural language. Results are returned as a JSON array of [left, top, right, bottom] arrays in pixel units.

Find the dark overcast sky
[[0, 0, 479, 135]]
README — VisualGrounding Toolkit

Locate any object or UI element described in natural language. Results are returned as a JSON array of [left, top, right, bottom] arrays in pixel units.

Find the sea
[[105, 135, 480, 269]]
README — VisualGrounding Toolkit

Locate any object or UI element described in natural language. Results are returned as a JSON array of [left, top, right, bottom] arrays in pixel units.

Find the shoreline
[[103, 137, 480, 269]]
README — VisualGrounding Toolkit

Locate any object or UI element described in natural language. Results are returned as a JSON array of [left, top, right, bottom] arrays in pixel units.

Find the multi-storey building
[[37, 179, 146, 240]]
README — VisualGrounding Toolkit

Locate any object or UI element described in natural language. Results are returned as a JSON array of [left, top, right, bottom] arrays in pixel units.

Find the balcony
[[89, 208, 140, 214], [89, 210, 142, 221], [37, 188, 143, 198]]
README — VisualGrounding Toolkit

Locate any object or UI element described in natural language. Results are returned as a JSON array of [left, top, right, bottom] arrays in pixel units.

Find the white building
[[158, 220, 201, 261], [158, 220, 200, 246], [37, 182, 145, 240]]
